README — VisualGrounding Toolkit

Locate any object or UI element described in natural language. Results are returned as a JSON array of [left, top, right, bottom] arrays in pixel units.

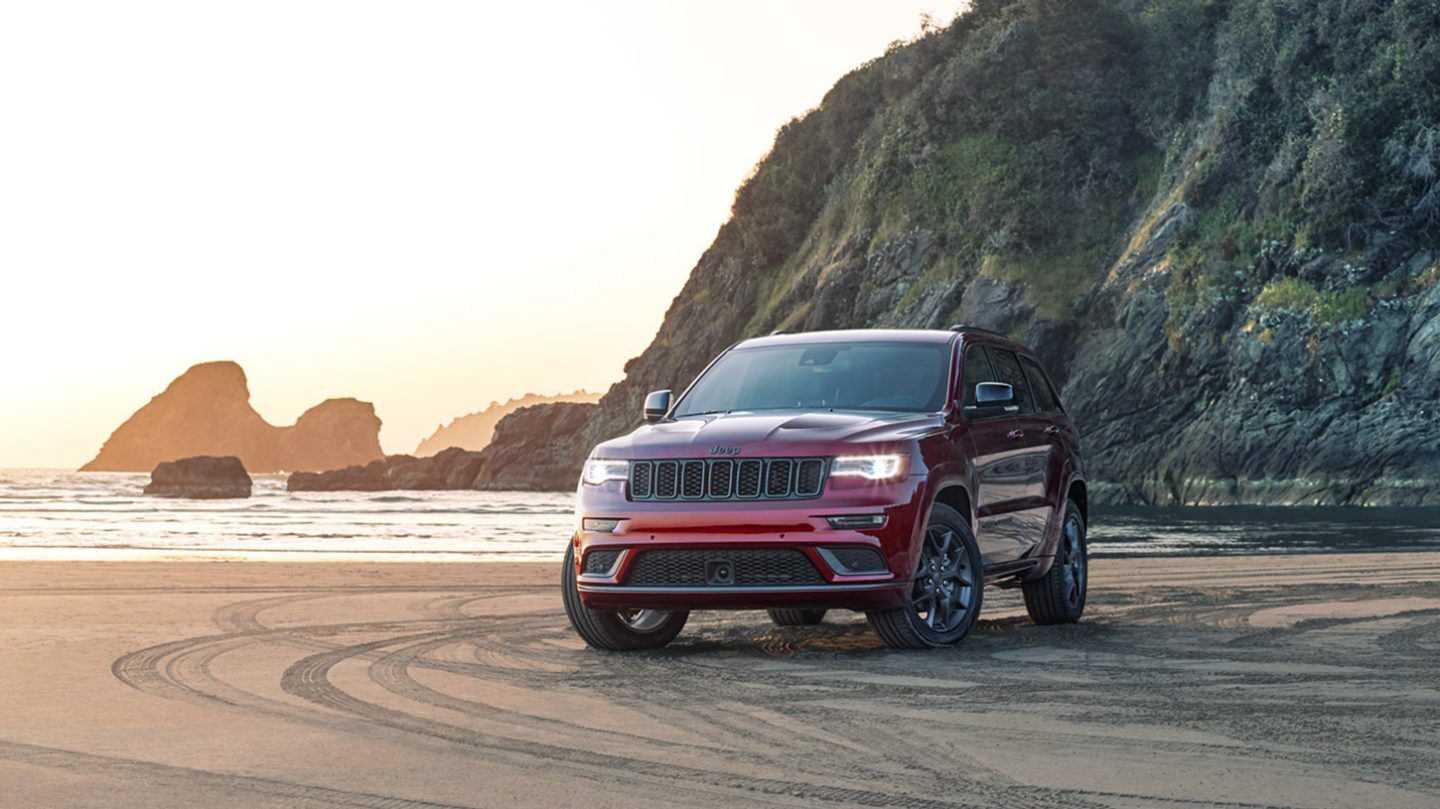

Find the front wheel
[[866, 503, 984, 649], [562, 545, 688, 650], [1022, 499, 1087, 625]]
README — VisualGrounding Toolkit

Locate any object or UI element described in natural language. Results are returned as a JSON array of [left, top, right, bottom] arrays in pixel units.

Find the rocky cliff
[[414, 390, 600, 457], [471, 402, 596, 492], [82, 361, 384, 473], [484, 0, 1440, 505]]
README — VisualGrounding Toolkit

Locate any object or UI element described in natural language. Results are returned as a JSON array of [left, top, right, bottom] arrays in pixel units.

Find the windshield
[[672, 341, 951, 417]]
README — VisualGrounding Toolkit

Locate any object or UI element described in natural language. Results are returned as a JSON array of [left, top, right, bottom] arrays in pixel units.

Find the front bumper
[[571, 473, 926, 612]]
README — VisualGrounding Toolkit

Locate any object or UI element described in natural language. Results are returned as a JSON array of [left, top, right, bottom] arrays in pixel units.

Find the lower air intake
[[625, 549, 824, 587], [582, 548, 623, 575]]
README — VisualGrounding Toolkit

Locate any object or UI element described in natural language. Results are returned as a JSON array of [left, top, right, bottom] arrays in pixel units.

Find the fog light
[[825, 514, 886, 529], [582, 518, 621, 533]]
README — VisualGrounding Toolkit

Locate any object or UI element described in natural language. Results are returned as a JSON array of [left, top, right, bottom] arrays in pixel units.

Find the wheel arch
[[1066, 477, 1087, 526], [931, 483, 974, 529]]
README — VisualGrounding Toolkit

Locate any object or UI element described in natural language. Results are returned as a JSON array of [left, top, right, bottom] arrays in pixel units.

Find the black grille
[[825, 546, 887, 574], [708, 460, 733, 498], [625, 549, 824, 586], [681, 460, 705, 498], [765, 459, 793, 497], [655, 461, 678, 499], [582, 548, 622, 575], [631, 462, 653, 498], [628, 457, 827, 502], [736, 459, 763, 498], [795, 459, 825, 497]]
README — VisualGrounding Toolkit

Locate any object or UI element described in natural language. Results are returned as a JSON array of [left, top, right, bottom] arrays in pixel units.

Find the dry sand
[[1, 553, 1438, 808]]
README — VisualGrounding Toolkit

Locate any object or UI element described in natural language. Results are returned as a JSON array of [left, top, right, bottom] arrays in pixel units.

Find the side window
[[989, 348, 1036, 414], [960, 345, 998, 407], [1021, 356, 1061, 413]]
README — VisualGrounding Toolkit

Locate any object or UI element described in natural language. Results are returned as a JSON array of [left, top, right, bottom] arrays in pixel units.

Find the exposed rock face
[[143, 456, 252, 499], [472, 403, 595, 492], [414, 390, 600, 457], [82, 361, 383, 473], [287, 447, 485, 491], [481, 0, 1440, 505]]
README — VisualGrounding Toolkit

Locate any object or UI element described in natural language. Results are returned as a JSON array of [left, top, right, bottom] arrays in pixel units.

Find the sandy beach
[[1, 554, 1437, 808]]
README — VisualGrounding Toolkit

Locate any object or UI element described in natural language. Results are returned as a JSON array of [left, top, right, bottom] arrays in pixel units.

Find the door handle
[[1006, 429, 1024, 440], [1044, 425, 1059, 435]]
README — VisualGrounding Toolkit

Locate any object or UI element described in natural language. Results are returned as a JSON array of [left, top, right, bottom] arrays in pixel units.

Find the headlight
[[582, 459, 630, 486], [830, 454, 907, 481]]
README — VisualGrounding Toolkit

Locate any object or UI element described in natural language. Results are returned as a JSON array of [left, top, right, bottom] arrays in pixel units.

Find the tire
[[562, 545, 688, 650], [767, 608, 827, 626], [866, 503, 984, 649], [1023, 499, 1087, 625]]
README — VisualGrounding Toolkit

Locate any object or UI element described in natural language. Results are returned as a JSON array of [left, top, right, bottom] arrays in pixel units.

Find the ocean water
[[0, 469, 573, 562], [1, 469, 1437, 562]]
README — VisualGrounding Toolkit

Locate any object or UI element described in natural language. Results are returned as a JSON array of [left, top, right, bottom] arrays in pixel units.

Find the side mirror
[[643, 390, 672, 423], [963, 382, 1018, 418]]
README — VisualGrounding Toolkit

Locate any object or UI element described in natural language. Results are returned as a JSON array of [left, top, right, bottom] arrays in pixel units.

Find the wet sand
[[1, 554, 1437, 808]]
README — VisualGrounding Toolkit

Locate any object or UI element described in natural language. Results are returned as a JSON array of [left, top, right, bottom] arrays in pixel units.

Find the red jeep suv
[[562, 327, 1088, 650]]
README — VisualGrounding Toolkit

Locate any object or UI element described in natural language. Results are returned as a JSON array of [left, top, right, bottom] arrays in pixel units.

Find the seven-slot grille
[[627, 457, 827, 501], [624, 549, 824, 586]]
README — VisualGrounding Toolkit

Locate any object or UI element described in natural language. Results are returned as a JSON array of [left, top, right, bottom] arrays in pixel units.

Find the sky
[[0, 1, 966, 468]]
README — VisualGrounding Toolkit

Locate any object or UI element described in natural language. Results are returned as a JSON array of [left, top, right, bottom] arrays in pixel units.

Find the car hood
[[592, 410, 946, 459]]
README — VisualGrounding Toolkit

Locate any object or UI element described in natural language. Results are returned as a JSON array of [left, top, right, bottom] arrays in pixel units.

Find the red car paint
[[571, 328, 1086, 614]]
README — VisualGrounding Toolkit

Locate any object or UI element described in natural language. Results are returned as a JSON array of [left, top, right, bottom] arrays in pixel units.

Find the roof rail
[[948, 323, 1005, 337], [769, 329, 787, 336]]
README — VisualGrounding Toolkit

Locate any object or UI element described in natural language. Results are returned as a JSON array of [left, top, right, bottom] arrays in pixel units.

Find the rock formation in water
[[414, 390, 600, 457], [287, 447, 485, 491], [480, 0, 1440, 505], [143, 455, 252, 499], [471, 402, 596, 492], [82, 361, 384, 473]]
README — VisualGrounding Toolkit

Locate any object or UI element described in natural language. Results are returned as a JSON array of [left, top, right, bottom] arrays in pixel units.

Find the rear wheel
[[866, 503, 983, 649], [767, 608, 827, 626], [562, 545, 688, 650], [1022, 499, 1087, 625]]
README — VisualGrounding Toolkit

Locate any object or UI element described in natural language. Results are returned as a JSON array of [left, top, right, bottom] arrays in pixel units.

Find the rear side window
[[1021, 357, 1062, 413], [959, 346, 998, 407], [988, 348, 1036, 414]]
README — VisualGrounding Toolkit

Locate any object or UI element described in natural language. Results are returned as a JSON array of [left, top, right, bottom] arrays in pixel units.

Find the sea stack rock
[[278, 398, 386, 473], [288, 447, 485, 491], [144, 456, 253, 499], [81, 361, 384, 473]]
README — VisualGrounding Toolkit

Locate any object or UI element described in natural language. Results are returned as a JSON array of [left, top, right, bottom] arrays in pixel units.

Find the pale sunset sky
[[0, 1, 966, 468]]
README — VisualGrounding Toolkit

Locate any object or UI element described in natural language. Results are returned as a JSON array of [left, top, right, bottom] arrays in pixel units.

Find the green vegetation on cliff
[[732, 0, 1440, 324]]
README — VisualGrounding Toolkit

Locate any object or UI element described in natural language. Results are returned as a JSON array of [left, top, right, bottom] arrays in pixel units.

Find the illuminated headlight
[[830, 454, 907, 481], [582, 518, 621, 533], [582, 459, 630, 486]]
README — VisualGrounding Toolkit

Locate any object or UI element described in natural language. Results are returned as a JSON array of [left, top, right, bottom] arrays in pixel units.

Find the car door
[[960, 344, 1035, 565], [981, 347, 1052, 561]]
